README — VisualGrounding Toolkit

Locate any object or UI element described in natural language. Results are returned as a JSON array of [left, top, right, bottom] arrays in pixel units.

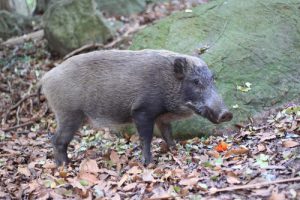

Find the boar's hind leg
[[52, 110, 84, 166], [132, 111, 154, 165], [156, 120, 176, 148]]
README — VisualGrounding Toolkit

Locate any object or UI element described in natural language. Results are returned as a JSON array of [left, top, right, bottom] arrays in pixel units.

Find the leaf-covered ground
[[1, 1, 300, 198], [1, 101, 300, 199], [1, 40, 300, 200]]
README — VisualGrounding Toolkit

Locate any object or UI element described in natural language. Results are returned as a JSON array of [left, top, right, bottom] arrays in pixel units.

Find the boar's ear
[[174, 57, 187, 80]]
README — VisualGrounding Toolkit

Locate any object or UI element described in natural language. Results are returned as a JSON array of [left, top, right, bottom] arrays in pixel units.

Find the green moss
[[130, 0, 300, 138]]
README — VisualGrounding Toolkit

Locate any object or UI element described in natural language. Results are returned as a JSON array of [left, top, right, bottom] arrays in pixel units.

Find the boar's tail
[[36, 83, 42, 107]]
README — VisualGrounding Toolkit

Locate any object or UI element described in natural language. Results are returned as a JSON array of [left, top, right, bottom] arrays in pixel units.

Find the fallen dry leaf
[[43, 161, 57, 169], [78, 172, 99, 185], [179, 177, 199, 186], [118, 174, 128, 187], [127, 166, 142, 175], [149, 187, 173, 199], [110, 150, 120, 163], [123, 182, 138, 192], [225, 146, 249, 157], [142, 170, 155, 182], [282, 140, 299, 148], [258, 144, 266, 152], [207, 150, 220, 158], [226, 171, 241, 184], [269, 190, 285, 200], [79, 159, 100, 174], [260, 132, 276, 142], [18, 166, 31, 177]]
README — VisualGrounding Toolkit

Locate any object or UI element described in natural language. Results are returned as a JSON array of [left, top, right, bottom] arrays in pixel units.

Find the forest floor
[[1, 1, 300, 199]]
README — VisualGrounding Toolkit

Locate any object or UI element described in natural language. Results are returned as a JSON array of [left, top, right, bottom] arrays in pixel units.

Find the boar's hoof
[[142, 154, 153, 166], [52, 146, 69, 166], [53, 151, 69, 166]]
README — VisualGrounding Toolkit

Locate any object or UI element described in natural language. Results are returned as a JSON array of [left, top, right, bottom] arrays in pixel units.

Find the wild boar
[[40, 49, 232, 166]]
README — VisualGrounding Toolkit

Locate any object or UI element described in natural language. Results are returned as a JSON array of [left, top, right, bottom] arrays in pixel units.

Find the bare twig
[[3, 93, 38, 123], [209, 177, 300, 194], [63, 43, 104, 60], [2, 121, 36, 132], [29, 99, 33, 115], [63, 24, 146, 60], [16, 106, 21, 125], [1, 105, 48, 132]]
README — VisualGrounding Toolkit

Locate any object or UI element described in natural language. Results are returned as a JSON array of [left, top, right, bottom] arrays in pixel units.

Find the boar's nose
[[217, 111, 233, 123]]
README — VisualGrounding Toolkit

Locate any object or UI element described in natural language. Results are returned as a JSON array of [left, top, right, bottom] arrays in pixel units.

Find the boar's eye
[[212, 73, 216, 81], [193, 79, 200, 86]]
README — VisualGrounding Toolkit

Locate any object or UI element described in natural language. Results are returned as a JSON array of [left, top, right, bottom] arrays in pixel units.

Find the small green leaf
[[214, 157, 223, 166], [211, 175, 218, 181], [255, 154, 269, 168], [173, 186, 181, 193], [79, 179, 89, 186], [203, 161, 213, 168]]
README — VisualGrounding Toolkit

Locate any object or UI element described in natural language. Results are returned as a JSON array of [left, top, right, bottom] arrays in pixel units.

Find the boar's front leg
[[132, 110, 154, 165]]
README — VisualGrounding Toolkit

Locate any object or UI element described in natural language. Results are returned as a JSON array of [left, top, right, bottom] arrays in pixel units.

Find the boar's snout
[[185, 99, 233, 124], [201, 106, 233, 124], [217, 110, 233, 123]]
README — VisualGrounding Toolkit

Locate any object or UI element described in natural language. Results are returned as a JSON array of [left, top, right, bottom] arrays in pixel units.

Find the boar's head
[[174, 57, 233, 124]]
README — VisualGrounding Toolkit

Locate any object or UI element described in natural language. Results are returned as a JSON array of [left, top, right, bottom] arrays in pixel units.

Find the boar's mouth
[[185, 102, 232, 124]]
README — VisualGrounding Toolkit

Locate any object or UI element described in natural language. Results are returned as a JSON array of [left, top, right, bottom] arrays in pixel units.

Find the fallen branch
[[209, 176, 300, 194], [63, 43, 104, 60], [1, 30, 44, 46], [63, 24, 146, 60], [1, 105, 48, 132]]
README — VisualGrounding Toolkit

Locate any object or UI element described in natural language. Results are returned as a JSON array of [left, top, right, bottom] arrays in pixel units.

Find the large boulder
[[95, 0, 146, 16], [43, 0, 114, 56], [130, 0, 300, 137]]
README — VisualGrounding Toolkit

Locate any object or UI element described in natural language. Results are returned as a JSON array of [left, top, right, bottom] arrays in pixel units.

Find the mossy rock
[[43, 0, 114, 56], [95, 0, 146, 16], [130, 0, 300, 138]]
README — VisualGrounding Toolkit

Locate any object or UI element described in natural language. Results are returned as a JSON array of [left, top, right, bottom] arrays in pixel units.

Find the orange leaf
[[214, 141, 228, 152]]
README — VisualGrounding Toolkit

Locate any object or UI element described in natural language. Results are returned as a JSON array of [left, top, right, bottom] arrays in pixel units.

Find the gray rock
[[43, 0, 114, 56], [95, 0, 146, 16], [130, 0, 300, 137]]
